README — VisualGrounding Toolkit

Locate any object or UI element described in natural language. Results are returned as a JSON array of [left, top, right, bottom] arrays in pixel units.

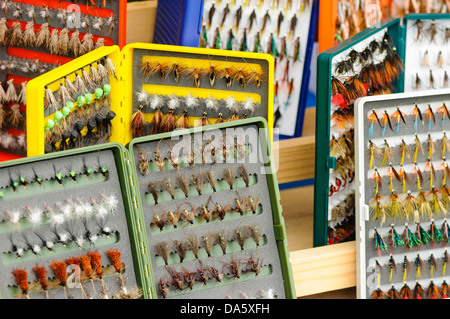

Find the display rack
[[151, 0, 319, 139]]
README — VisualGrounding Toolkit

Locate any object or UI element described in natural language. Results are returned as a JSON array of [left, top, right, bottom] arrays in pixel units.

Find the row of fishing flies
[[328, 127, 355, 195], [0, 157, 110, 196], [150, 191, 260, 232], [0, 55, 59, 78], [413, 48, 450, 90], [201, 24, 301, 62], [10, 249, 140, 299], [371, 279, 449, 299], [154, 223, 261, 266], [136, 138, 249, 177], [44, 59, 117, 152], [45, 57, 116, 114], [331, 33, 403, 113], [3, 192, 119, 230], [0, 18, 108, 58], [202, 2, 302, 54], [411, 19, 450, 45], [372, 220, 450, 253], [367, 103, 450, 139], [205, 0, 304, 38], [144, 162, 254, 199], [0, 1, 117, 36], [157, 250, 264, 298], [5, 196, 119, 258], [132, 90, 260, 138], [207, 0, 307, 12], [140, 57, 265, 91]]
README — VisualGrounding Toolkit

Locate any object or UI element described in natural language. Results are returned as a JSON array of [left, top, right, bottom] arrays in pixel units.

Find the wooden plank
[[301, 107, 316, 136], [274, 136, 316, 184], [126, 0, 158, 44], [289, 241, 356, 297]]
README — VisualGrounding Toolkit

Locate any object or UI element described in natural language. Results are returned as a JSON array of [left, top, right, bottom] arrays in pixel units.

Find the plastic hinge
[[133, 196, 138, 210], [328, 156, 337, 170], [129, 174, 134, 187], [273, 224, 286, 241], [363, 204, 369, 221]]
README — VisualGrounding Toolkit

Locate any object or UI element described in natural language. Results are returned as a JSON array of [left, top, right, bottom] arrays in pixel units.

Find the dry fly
[[152, 210, 166, 232], [167, 141, 180, 172], [167, 210, 181, 229], [427, 20, 438, 43], [223, 167, 235, 190], [202, 233, 214, 257], [158, 277, 170, 298], [212, 200, 231, 221], [239, 165, 250, 187], [233, 191, 249, 215], [181, 267, 196, 290], [208, 266, 223, 283], [245, 252, 261, 276], [154, 140, 166, 173], [206, 169, 217, 193], [136, 146, 150, 176], [198, 201, 214, 223], [146, 182, 159, 205], [167, 62, 182, 82], [161, 178, 175, 201], [246, 68, 265, 89], [185, 233, 199, 259], [182, 66, 206, 88], [172, 238, 187, 263], [141, 60, 167, 81], [179, 202, 196, 225], [234, 225, 246, 251], [155, 241, 170, 266], [220, 65, 234, 88], [196, 261, 209, 285], [177, 174, 189, 198], [216, 231, 228, 255], [191, 173, 204, 195]]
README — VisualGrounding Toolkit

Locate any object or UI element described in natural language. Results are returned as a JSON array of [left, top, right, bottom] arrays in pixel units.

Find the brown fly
[[155, 241, 170, 266], [135, 145, 150, 176], [185, 233, 199, 259], [152, 210, 166, 232], [154, 140, 166, 174]]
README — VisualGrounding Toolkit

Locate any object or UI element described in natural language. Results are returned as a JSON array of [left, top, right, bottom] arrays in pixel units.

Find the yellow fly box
[[26, 43, 274, 157]]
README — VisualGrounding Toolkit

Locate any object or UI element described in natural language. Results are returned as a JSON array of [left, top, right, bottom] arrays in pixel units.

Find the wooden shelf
[[126, 1, 357, 299]]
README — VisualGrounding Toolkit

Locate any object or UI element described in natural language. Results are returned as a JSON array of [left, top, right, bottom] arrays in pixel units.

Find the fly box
[[0, 117, 295, 299], [0, 142, 150, 299], [314, 14, 450, 247], [355, 89, 450, 299], [25, 42, 274, 158], [0, 0, 127, 161]]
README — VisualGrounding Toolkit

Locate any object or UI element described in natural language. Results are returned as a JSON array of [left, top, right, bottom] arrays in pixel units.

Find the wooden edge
[[289, 241, 356, 297], [274, 136, 316, 184], [126, 0, 158, 44]]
